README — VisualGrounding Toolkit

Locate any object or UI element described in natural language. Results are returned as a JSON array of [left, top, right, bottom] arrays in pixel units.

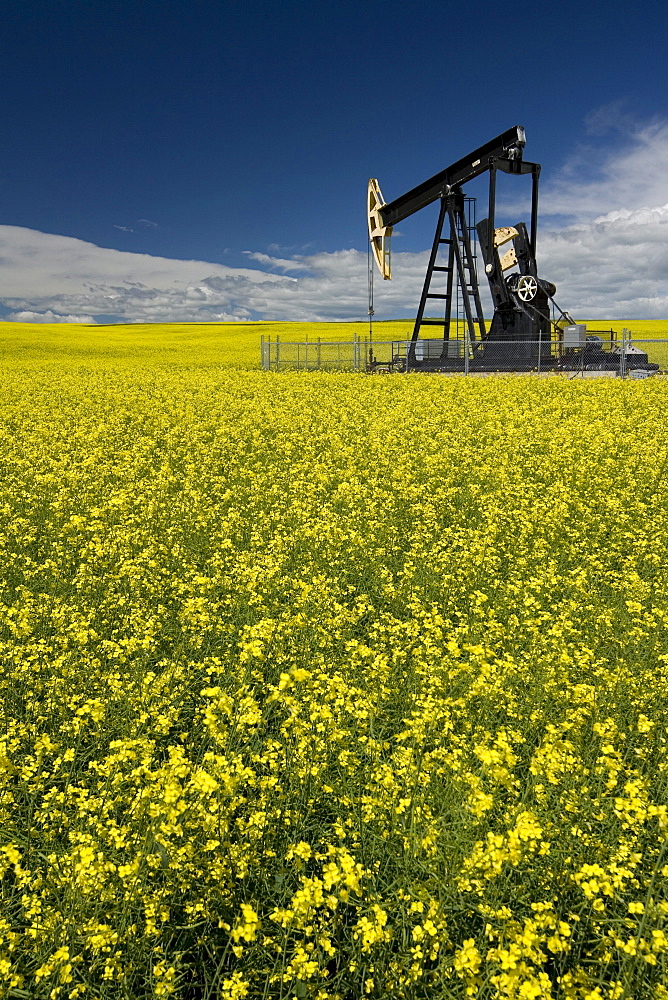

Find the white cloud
[[537, 203, 668, 318], [5, 309, 97, 323], [0, 225, 293, 323], [242, 251, 310, 272], [539, 120, 668, 223]]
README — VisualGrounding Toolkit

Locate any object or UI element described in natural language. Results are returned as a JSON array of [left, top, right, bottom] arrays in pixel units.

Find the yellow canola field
[[0, 321, 392, 369], [2, 318, 668, 370], [2, 324, 668, 999]]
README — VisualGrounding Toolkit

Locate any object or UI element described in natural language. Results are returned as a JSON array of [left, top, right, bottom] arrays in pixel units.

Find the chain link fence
[[261, 330, 668, 377]]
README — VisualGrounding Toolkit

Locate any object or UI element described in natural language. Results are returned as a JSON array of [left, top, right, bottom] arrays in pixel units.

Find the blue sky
[[2, 0, 668, 323]]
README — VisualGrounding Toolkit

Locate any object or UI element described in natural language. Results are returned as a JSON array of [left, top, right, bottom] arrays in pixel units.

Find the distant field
[[1, 319, 668, 369]]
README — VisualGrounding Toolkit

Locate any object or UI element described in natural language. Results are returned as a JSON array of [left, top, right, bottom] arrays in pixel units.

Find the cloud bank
[[540, 119, 668, 223], [1, 116, 667, 323]]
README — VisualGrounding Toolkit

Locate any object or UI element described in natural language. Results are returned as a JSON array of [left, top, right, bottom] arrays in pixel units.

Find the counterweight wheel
[[516, 274, 538, 302]]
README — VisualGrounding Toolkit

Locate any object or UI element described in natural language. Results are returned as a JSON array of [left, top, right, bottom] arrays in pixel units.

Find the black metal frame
[[375, 126, 551, 371]]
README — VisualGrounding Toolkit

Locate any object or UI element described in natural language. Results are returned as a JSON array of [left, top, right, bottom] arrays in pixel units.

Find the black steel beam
[[378, 126, 530, 228], [530, 164, 540, 257]]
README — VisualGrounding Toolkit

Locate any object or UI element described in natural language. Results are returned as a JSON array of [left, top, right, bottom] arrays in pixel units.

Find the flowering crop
[[2, 323, 668, 998], [0, 320, 410, 369], [2, 319, 667, 372]]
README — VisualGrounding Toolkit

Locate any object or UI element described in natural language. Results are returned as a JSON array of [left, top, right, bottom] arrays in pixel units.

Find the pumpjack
[[367, 126, 655, 373]]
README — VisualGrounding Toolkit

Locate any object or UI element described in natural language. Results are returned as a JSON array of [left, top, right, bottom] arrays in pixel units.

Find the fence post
[[538, 328, 542, 374], [464, 327, 470, 376], [621, 328, 627, 378]]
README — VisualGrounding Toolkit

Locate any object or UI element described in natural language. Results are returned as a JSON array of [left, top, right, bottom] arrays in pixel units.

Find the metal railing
[[261, 334, 384, 372], [260, 330, 668, 377]]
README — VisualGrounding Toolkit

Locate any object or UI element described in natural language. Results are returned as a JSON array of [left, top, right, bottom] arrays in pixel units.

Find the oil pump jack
[[367, 126, 593, 372]]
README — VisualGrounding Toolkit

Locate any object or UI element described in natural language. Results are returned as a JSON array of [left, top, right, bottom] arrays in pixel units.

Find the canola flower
[[2, 321, 668, 998]]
